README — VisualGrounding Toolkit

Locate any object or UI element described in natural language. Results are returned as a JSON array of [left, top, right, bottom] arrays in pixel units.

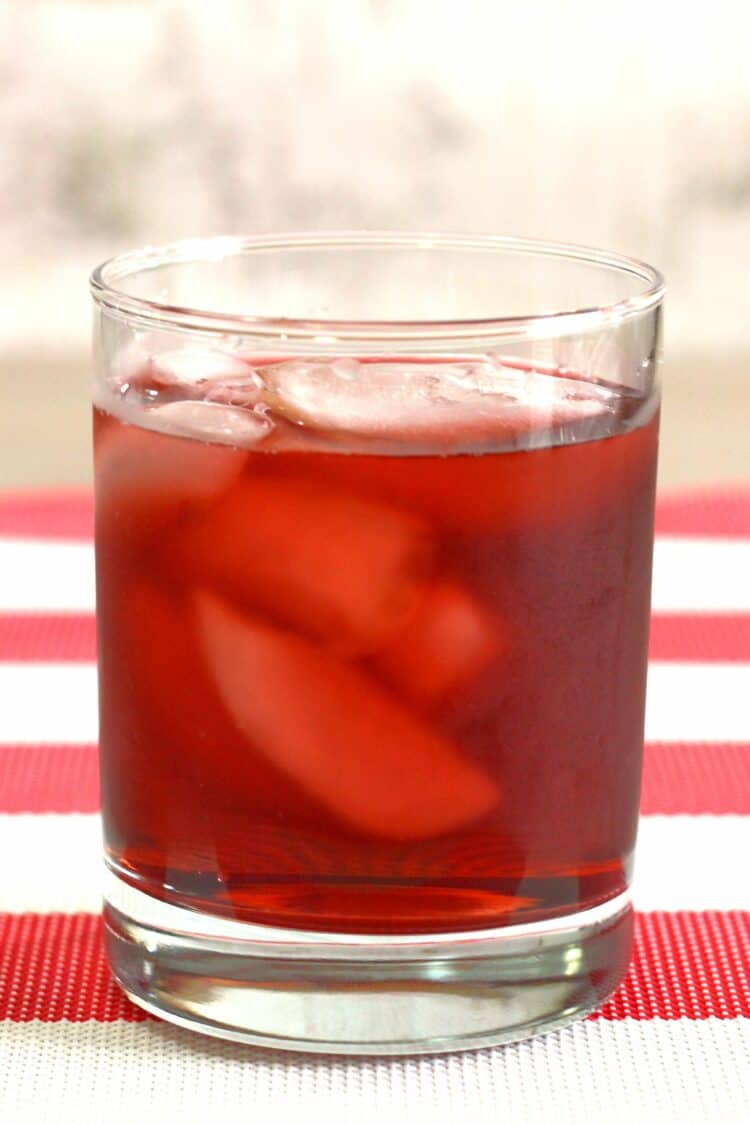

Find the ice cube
[[259, 357, 615, 446], [150, 348, 253, 388], [107, 582, 302, 816], [101, 345, 258, 412], [104, 346, 254, 405], [146, 401, 273, 446], [375, 580, 501, 706], [173, 473, 432, 652], [109, 341, 151, 387], [94, 415, 248, 550], [203, 371, 265, 408], [195, 591, 499, 839]]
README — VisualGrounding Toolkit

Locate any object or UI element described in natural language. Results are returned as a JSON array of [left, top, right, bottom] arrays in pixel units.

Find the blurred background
[[1, 0, 748, 489]]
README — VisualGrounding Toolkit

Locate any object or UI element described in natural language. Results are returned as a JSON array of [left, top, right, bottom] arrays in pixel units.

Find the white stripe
[[645, 663, 750, 741], [0, 664, 99, 743], [0, 1020, 747, 1125], [0, 813, 747, 915], [0, 814, 102, 912], [652, 536, 750, 612], [2, 660, 749, 746], [0, 538, 96, 612], [632, 815, 750, 910], [1, 535, 749, 616]]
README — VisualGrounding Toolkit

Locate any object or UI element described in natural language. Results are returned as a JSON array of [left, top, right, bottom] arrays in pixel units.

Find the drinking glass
[[91, 233, 663, 1053]]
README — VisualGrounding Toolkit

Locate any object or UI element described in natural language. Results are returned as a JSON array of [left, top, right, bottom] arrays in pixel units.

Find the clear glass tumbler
[[91, 233, 663, 1053]]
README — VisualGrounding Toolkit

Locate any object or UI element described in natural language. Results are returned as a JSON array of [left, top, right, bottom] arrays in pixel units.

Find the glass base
[[103, 874, 633, 1055]]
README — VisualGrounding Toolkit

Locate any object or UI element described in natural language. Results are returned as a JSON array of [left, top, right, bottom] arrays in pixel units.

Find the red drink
[[95, 353, 658, 935]]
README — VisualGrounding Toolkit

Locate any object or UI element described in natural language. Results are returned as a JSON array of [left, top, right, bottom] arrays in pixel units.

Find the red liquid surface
[[95, 356, 658, 933]]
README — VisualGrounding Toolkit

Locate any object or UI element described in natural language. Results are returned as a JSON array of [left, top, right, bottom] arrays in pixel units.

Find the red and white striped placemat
[[1, 486, 748, 1124]]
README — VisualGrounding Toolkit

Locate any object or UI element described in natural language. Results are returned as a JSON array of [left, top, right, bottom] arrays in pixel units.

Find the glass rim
[[90, 231, 665, 342]]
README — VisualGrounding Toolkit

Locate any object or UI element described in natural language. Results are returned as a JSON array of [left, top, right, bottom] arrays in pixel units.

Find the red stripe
[[655, 486, 750, 538], [649, 614, 750, 662], [0, 914, 145, 1022], [2, 742, 748, 816], [0, 490, 93, 541], [0, 614, 97, 662], [0, 485, 749, 542], [0, 911, 746, 1022], [641, 742, 750, 815], [595, 911, 750, 1020], [0, 745, 99, 813]]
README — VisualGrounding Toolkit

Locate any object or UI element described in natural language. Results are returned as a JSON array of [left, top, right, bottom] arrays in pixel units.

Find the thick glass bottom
[[103, 873, 633, 1055]]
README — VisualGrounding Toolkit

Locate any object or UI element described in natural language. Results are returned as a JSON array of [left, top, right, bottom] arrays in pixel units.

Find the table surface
[[0, 486, 748, 1124]]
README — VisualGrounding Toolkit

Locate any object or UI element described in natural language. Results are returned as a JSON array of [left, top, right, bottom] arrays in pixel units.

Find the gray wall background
[[1, 1, 749, 484]]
